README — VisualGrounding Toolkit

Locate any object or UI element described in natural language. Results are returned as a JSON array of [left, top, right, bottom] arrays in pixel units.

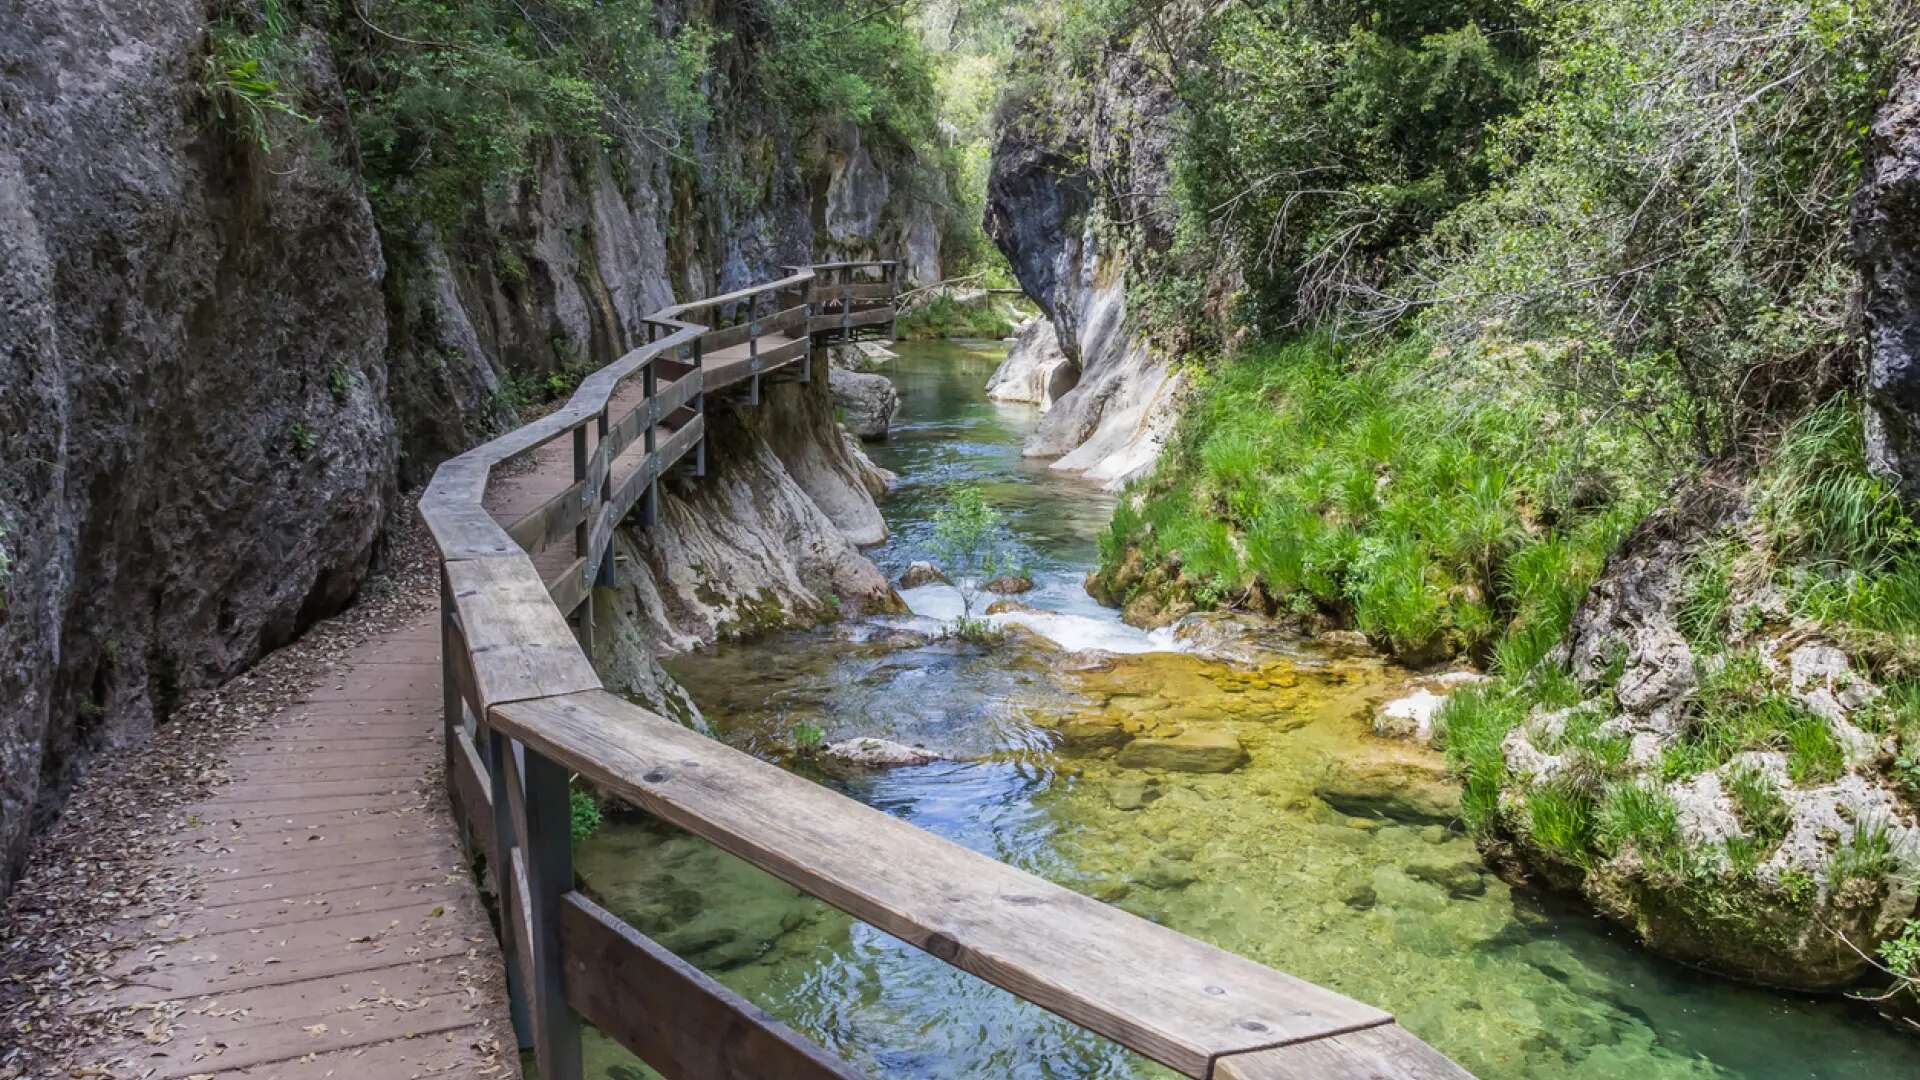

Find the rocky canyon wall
[[983, 26, 1190, 490], [0, 0, 940, 896]]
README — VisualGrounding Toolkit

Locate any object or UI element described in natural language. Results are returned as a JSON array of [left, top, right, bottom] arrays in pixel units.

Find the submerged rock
[[985, 598, 1043, 616], [821, 737, 943, 768], [1314, 750, 1461, 826], [899, 561, 951, 588], [1107, 778, 1163, 811], [1115, 730, 1250, 774], [1054, 715, 1132, 751]]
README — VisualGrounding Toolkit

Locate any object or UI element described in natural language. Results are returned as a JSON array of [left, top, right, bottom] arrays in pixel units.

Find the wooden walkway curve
[[51, 261, 1468, 1080]]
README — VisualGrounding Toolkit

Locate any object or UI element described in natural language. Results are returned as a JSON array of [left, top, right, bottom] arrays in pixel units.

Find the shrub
[[569, 788, 603, 842], [932, 484, 1012, 620]]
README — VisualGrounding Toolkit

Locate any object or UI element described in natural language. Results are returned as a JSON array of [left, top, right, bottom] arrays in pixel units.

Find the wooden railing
[[419, 260, 1471, 1080]]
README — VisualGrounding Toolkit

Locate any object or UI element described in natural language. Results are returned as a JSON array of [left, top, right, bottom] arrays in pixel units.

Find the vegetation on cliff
[[1032, 0, 1920, 1001]]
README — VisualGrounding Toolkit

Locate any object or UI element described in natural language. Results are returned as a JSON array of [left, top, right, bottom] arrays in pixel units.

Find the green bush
[[344, 0, 714, 231], [569, 787, 603, 842]]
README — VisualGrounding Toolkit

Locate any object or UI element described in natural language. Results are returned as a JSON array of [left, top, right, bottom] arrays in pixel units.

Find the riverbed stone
[[1115, 729, 1250, 774], [1314, 752, 1461, 826], [829, 367, 899, 441], [821, 737, 943, 768], [1055, 715, 1132, 751], [986, 573, 1035, 594], [899, 561, 950, 588], [985, 598, 1043, 616], [1107, 778, 1163, 811]]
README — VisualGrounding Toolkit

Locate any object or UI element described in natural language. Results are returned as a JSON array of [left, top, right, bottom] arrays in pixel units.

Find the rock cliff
[[983, 28, 1187, 490], [1857, 58, 1920, 498], [0, 0, 939, 896]]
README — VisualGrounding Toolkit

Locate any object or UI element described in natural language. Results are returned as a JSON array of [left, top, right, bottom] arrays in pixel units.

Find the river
[[577, 339, 1920, 1079]]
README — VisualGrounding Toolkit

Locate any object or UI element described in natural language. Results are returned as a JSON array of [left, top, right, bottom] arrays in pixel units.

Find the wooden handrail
[[418, 260, 1469, 1080]]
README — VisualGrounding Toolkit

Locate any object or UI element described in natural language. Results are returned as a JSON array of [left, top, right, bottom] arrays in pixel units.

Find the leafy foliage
[[932, 483, 1011, 620], [342, 0, 715, 230], [1173, 0, 1539, 331], [569, 787, 603, 842]]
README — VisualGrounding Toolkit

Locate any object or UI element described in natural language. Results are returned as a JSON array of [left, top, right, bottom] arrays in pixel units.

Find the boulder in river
[[986, 572, 1035, 595], [829, 367, 899, 441], [1054, 715, 1132, 751], [899, 561, 951, 588], [821, 737, 943, 768], [1115, 730, 1250, 774], [1313, 748, 1461, 826]]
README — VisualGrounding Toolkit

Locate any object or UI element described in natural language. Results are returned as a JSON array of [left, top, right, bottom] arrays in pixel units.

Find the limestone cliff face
[[984, 29, 1187, 490], [0, 9, 392, 895], [1856, 57, 1920, 498], [0, 1, 937, 895]]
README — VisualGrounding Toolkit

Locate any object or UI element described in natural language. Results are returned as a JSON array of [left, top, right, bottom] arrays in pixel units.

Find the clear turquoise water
[[576, 340, 1920, 1080]]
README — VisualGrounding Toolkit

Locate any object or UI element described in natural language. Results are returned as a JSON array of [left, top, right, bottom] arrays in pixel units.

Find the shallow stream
[[577, 340, 1920, 1079]]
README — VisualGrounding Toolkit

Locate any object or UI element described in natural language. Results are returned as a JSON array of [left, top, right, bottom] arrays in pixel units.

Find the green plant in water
[[790, 721, 826, 753], [931, 483, 1010, 622], [569, 788, 602, 842]]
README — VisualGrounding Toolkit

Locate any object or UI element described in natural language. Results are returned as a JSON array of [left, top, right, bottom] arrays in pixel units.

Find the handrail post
[[519, 741, 584, 1080], [642, 355, 659, 528], [439, 567, 462, 838], [571, 425, 593, 655], [487, 728, 534, 1050], [594, 405, 614, 588], [692, 334, 707, 477]]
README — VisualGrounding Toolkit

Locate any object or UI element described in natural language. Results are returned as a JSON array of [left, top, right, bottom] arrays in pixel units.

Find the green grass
[[1101, 334, 1648, 661], [1725, 764, 1792, 850], [1677, 539, 1739, 650], [1597, 781, 1680, 863], [1527, 781, 1599, 866], [1436, 683, 1529, 834], [1761, 398, 1920, 649], [1829, 822, 1902, 892], [894, 294, 1021, 340]]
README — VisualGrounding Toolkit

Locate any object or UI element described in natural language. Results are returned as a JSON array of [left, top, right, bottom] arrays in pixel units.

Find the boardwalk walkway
[[85, 613, 515, 1077]]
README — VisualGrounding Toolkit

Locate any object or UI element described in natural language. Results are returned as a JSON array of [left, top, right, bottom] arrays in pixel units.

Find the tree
[[930, 483, 1009, 623]]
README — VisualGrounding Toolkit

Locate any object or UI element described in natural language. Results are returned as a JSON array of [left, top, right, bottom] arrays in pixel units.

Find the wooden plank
[[806, 260, 896, 271], [649, 270, 815, 324], [809, 307, 895, 334], [508, 478, 590, 556], [444, 555, 601, 710], [548, 553, 591, 615], [654, 415, 704, 476], [559, 893, 861, 1080], [754, 335, 810, 372], [810, 283, 894, 302], [1212, 1024, 1471, 1080], [489, 690, 1391, 1079], [452, 723, 495, 853], [700, 320, 757, 354], [764, 301, 811, 334], [653, 366, 702, 417]]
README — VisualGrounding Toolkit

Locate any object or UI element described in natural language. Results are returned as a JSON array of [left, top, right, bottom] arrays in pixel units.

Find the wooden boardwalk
[[89, 613, 515, 1078]]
